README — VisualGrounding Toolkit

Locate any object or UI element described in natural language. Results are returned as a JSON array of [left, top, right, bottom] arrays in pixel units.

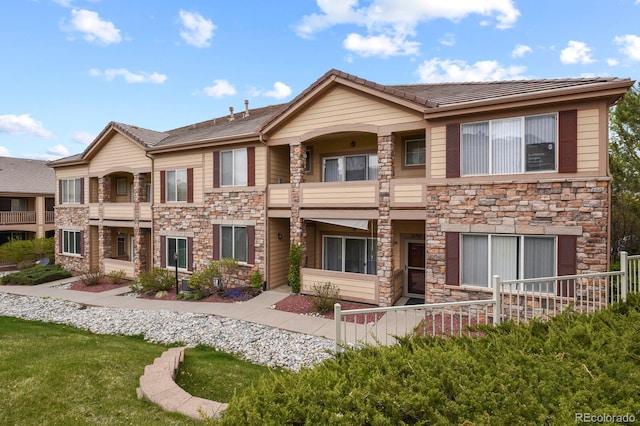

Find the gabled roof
[[0, 156, 55, 194], [48, 69, 634, 168]]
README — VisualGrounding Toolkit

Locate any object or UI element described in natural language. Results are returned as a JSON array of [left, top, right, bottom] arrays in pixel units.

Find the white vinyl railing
[[334, 252, 640, 352]]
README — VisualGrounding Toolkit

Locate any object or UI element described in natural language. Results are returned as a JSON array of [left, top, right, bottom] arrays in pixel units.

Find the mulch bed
[[68, 279, 130, 293], [136, 286, 262, 303], [273, 294, 385, 324]]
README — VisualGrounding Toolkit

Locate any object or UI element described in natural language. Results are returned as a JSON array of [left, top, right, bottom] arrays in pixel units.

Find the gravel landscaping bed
[[0, 293, 334, 371]]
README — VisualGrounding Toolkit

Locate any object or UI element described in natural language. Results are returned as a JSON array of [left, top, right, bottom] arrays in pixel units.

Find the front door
[[405, 240, 426, 298]]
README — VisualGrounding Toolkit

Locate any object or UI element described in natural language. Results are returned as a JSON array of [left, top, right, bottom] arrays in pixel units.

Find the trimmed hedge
[[218, 295, 640, 425], [0, 264, 72, 286]]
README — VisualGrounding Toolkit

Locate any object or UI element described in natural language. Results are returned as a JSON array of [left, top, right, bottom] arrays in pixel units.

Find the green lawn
[[0, 316, 273, 425]]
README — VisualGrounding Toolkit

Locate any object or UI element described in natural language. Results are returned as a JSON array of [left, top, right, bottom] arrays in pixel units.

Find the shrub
[[1, 264, 71, 286], [0, 237, 55, 268], [287, 244, 302, 293], [219, 295, 640, 425], [188, 266, 216, 298], [250, 270, 263, 289], [133, 267, 173, 293], [310, 282, 340, 314], [211, 258, 239, 293], [108, 270, 126, 285], [80, 271, 105, 287]]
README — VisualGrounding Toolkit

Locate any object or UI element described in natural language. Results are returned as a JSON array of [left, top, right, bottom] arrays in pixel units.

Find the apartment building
[[49, 69, 634, 306], [0, 156, 55, 246]]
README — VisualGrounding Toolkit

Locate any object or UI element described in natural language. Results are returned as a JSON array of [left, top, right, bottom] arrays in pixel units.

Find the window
[[63, 230, 82, 255], [305, 147, 313, 173], [221, 148, 247, 186], [221, 225, 247, 262], [323, 236, 377, 275], [61, 178, 82, 204], [116, 178, 127, 195], [117, 235, 126, 257], [461, 234, 555, 291], [166, 169, 187, 202], [461, 113, 557, 175], [10, 199, 27, 211], [167, 237, 187, 269], [405, 138, 426, 166], [323, 154, 377, 182]]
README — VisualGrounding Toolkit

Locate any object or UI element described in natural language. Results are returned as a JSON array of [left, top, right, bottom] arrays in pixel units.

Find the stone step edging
[[137, 346, 227, 420]]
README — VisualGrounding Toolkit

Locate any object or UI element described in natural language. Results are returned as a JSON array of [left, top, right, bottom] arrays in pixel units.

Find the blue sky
[[1, 0, 639, 160]]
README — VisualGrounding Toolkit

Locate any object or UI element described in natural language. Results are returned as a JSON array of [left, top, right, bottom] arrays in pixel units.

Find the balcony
[[267, 184, 292, 208], [45, 211, 54, 223], [103, 258, 135, 279], [390, 178, 426, 207], [301, 268, 378, 304], [89, 203, 152, 222], [0, 211, 36, 225], [300, 181, 378, 208]]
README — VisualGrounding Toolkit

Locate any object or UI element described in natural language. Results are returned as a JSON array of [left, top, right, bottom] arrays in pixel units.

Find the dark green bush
[[287, 244, 302, 293], [1, 264, 71, 286], [0, 237, 55, 268], [219, 295, 640, 425]]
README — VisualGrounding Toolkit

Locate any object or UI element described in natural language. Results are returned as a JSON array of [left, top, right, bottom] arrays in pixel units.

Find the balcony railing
[[301, 267, 378, 304], [300, 181, 378, 208], [0, 211, 36, 225], [45, 211, 54, 223]]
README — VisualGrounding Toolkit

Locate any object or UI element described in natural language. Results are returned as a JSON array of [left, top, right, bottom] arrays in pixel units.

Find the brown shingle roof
[[0, 156, 55, 194]]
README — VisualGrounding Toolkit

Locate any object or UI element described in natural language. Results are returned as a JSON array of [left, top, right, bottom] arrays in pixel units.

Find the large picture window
[[221, 225, 247, 262], [323, 236, 377, 275], [461, 113, 557, 175], [461, 234, 555, 291], [167, 237, 187, 269], [166, 169, 188, 202], [221, 148, 248, 186], [323, 154, 377, 182], [62, 230, 82, 255], [61, 178, 82, 204]]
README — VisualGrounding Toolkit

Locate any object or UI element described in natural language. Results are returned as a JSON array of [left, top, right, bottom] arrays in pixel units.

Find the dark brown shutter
[[187, 237, 194, 271], [213, 152, 220, 188], [558, 110, 577, 173], [247, 225, 255, 264], [58, 229, 62, 253], [58, 180, 63, 204], [79, 178, 85, 204], [247, 147, 255, 187], [79, 231, 84, 256], [187, 168, 194, 203], [446, 124, 461, 178], [445, 232, 460, 285], [160, 170, 166, 203], [557, 235, 577, 297], [212, 224, 220, 260], [160, 236, 166, 268]]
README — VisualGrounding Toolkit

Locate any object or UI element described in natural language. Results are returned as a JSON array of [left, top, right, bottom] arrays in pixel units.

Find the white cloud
[[48, 145, 69, 157], [203, 80, 237, 97], [417, 58, 527, 83], [296, 0, 520, 57], [607, 58, 619, 66], [0, 146, 9, 156], [343, 33, 419, 57], [512, 44, 532, 58], [440, 33, 455, 47], [72, 131, 94, 145], [614, 34, 640, 61], [63, 9, 122, 45], [53, 0, 73, 6], [263, 82, 293, 99], [179, 10, 216, 48], [89, 68, 167, 84], [560, 40, 595, 64], [0, 114, 52, 138]]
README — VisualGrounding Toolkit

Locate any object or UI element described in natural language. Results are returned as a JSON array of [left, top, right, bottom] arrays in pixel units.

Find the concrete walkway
[[0, 278, 338, 340]]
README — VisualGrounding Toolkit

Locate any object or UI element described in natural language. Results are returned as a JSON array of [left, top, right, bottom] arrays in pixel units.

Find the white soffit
[[309, 218, 369, 230]]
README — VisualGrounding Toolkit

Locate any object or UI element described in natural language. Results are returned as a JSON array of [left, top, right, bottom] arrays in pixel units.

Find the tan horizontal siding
[[430, 126, 446, 179], [577, 108, 599, 173], [268, 186, 291, 207], [271, 87, 421, 140], [268, 219, 289, 288], [90, 134, 150, 174], [301, 271, 377, 304], [255, 145, 266, 186], [392, 183, 424, 205], [301, 184, 377, 207]]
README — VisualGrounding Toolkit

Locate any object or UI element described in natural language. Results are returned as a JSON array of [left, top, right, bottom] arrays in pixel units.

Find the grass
[[175, 345, 280, 403], [0, 316, 272, 425]]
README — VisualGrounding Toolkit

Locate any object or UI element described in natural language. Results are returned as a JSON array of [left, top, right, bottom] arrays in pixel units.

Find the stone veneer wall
[[55, 206, 90, 273], [377, 134, 394, 306], [153, 190, 266, 288], [425, 178, 610, 303]]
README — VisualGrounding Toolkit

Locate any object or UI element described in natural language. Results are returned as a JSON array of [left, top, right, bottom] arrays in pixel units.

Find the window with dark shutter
[[445, 232, 460, 285], [79, 178, 85, 204], [212, 224, 220, 260], [247, 147, 255, 187], [247, 225, 255, 264], [558, 110, 578, 173], [187, 237, 194, 271], [187, 168, 194, 203], [446, 124, 460, 178], [213, 152, 220, 188], [160, 171, 166, 203]]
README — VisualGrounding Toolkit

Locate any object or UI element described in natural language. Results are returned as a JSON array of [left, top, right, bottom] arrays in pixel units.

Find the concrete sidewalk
[[0, 278, 338, 341]]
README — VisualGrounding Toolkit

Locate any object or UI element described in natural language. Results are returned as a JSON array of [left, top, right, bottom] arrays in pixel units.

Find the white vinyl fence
[[334, 252, 640, 352]]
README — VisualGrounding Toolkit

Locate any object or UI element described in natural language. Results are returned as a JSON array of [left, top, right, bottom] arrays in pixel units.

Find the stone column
[[377, 133, 395, 306], [289, 143, 306, 249]]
